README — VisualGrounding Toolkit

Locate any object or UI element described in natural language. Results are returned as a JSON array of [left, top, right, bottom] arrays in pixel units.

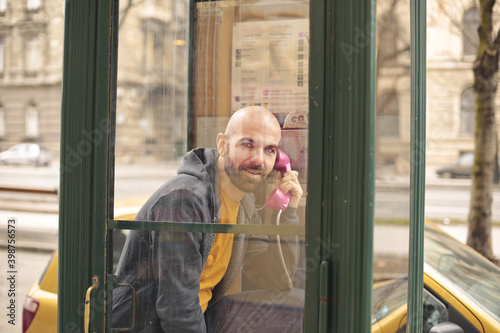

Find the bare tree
[[379, 0, 498, 262], [467, 0, 499, 262], [119, 0, 142, 30]]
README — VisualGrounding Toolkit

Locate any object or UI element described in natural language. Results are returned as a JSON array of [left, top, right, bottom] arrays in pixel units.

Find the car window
[[457, 153, 473, 166], [422, 290, 447, 333], [425, 224, 500, 322], [372, 277, 407, 324], [372, 277, 448, 333], [396, 289, 448, 333]]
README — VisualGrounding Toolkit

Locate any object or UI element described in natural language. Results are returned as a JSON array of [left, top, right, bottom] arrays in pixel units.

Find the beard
[[223, 147, 269, 193]]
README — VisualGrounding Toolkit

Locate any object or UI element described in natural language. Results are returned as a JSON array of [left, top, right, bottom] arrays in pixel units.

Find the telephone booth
[[58, 0, 426, 332]]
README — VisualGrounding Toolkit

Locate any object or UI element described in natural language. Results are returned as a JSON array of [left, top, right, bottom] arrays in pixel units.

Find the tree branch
[[119, 0, 141, 30]]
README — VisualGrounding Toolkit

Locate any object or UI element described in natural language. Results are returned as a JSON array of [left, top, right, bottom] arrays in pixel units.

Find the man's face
[[223, 129, 280, 193]]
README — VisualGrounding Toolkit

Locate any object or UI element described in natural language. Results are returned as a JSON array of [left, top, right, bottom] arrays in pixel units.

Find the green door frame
[[306, 0, 376, 331], [408, 0, 427, 331], [58, 0, 115, 331], [57, 0, 425, 332]]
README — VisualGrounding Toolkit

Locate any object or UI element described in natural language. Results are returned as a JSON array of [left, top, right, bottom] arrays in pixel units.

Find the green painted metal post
[[305, 0, 326, 330], [58, 0, 114, 331], [307, 0, 376, 331], [407, 0, 426, 332]]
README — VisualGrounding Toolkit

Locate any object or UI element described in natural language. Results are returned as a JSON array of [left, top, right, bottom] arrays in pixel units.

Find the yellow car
[[22, 205, 141, 333], [23, 250, 58, 333], [372, 221, 500, 333], [23, 219, 500, 332]]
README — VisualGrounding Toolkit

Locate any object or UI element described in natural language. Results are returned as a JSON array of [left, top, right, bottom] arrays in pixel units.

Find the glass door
[[109, 1, 309, 332], [58, 0, 381, 332]]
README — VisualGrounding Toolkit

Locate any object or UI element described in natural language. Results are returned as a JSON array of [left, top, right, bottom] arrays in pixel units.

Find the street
[[3, 163, 500, 221], [375, 172, 500, 222], [2, 164, 500, 256], [1, 164, 500, 330], [375, 185, 500, 222]]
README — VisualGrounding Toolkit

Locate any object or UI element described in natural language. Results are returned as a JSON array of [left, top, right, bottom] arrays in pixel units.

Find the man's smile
[[241, 168, 264, 178]]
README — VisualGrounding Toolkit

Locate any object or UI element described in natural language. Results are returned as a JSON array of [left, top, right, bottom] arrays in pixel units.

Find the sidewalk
[[0, 210, 58, 252]]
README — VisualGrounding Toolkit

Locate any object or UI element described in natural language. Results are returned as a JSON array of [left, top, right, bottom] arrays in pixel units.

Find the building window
[[0, 108, 5, 138], [142, 19, 168, 74], [463, 7, 480, 57], [0, 38, 5, 75], [27, 0, 40, 11], [377, 91, 399, 137], [25, 105, 39, 138], [25, 36, 41, 73], [0, 0, 7, 14], [460, 87, 475, 135]]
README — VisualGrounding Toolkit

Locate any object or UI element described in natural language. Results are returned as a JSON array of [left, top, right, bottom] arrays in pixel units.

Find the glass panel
[[113, 0, 189, 202], [112, 0, 308, 331], [112, 229, 304, 331], [374, 0, 411, 327], [374, 1, 411, 282]]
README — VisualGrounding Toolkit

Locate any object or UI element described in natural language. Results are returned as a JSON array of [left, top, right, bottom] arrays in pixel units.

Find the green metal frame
[[408, 0, 427, 331], [57, 0, 426, 331], [306, 0, 377, 331], [58, 0, 115, 331]]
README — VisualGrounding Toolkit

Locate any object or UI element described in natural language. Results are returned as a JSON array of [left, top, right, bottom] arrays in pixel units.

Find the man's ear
[[216, 133, 226, 156]]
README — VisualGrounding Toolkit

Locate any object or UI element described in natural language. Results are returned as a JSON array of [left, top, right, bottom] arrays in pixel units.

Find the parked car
[[436, 152, 474, 178], [23, 219, 500, 332], [0, 143, 52, 166], [436, 152, 500, 179], [372, 221, 500, 333], [22, 200, 146, 333]]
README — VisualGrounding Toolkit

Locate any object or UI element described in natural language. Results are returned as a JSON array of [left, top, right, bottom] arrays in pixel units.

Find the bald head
[[224, 106, 281, 140]]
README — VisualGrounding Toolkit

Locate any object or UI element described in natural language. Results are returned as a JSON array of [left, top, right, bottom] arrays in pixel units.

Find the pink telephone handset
[[264, 150, 292, 211], [264, 150, 295, 289]]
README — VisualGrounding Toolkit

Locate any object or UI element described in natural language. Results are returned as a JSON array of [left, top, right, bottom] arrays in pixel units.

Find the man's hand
[[273, 170, 303, 208]]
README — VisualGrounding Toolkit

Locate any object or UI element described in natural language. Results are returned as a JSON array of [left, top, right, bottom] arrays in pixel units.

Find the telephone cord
[[276, 209, 294, 289]]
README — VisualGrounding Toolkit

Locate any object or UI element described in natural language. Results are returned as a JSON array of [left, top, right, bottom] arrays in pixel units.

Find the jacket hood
[[177, 147, 219, 189]]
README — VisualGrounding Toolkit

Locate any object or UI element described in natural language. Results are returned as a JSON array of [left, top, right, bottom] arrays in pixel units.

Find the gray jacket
[[112, 148, 299, 333]]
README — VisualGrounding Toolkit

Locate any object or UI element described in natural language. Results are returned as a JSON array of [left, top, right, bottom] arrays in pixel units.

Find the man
[[112, 107, 304, 332]]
